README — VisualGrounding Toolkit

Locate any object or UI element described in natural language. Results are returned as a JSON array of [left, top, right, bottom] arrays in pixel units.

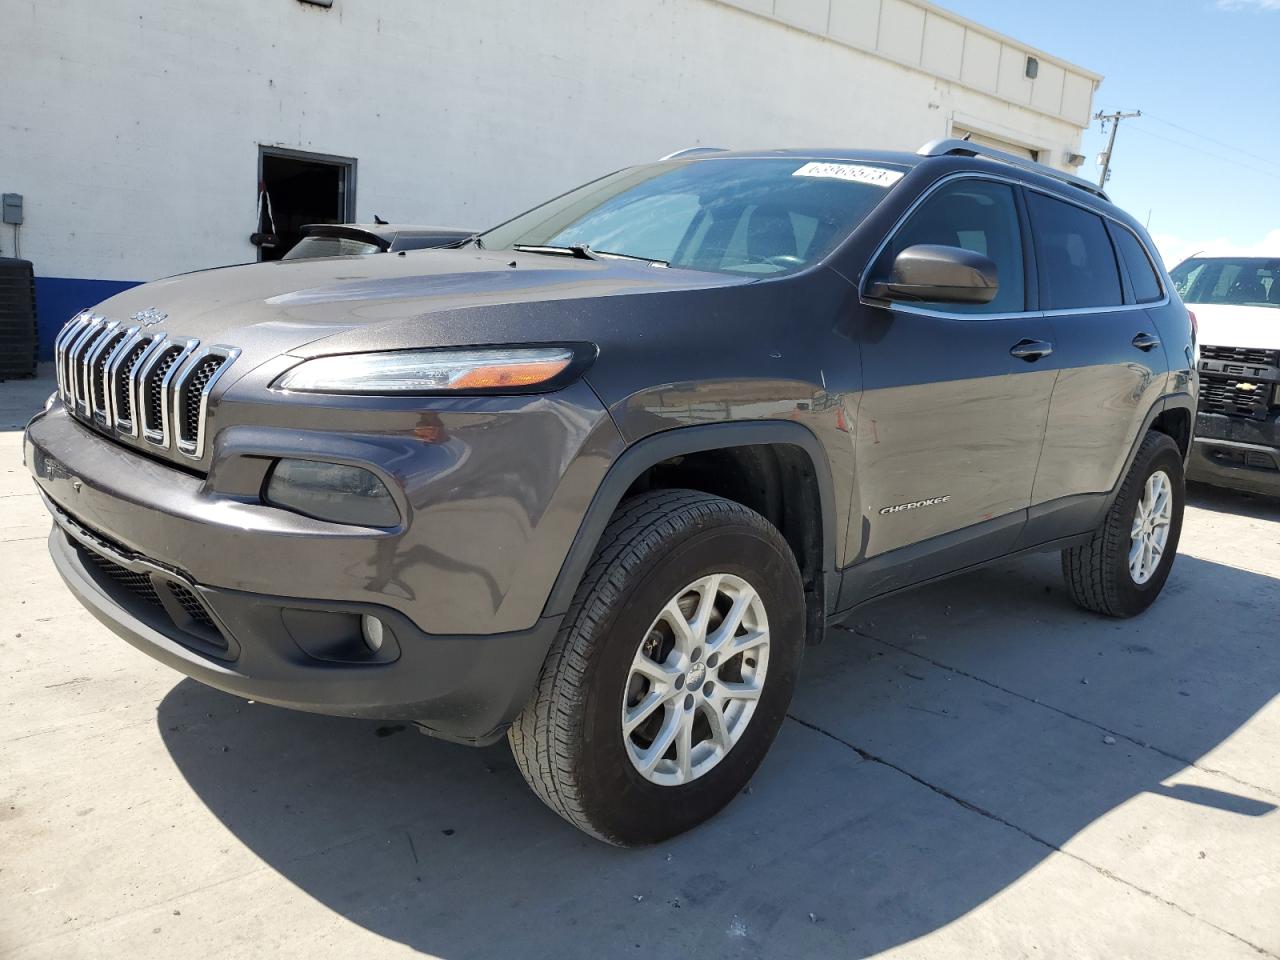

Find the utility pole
[[1094, 110, 1141, 188]]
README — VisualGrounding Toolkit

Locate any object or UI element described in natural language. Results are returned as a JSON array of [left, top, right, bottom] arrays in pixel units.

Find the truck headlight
[[265, 459, 400, 527], [273, 346, 582, 395]]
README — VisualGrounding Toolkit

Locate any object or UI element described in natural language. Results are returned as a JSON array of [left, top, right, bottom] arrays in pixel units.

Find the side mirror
[[867, 244, 998, 305]]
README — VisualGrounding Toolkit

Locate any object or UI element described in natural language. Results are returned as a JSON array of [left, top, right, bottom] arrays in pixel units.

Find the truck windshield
[[1171, 257, 1280, 309], [479, 158, 904, 277]]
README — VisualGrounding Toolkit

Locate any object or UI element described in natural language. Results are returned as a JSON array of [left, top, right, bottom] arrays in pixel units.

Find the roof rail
[[659, 146, 728, 161], [917, 138, 1110, 202]]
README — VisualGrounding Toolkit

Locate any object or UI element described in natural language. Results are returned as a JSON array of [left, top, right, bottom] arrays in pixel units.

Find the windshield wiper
[[512, 243, 598, 260], [591, 249, 669, 267]]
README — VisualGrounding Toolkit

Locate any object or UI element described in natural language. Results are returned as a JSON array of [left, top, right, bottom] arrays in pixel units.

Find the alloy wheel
[[621, 573, 770, 786]]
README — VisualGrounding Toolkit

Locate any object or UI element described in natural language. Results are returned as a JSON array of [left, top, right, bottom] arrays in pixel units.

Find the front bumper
[[46, 512, 560, 743], [1187, 411, 1280, 497], [22, 391, 620, 741]]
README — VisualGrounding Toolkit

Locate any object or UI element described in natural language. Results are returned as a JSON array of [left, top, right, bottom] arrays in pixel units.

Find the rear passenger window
[[1111, 226, 1163, 303], [875, 180, 1025, 314], [1027, 193, 1123, 310]]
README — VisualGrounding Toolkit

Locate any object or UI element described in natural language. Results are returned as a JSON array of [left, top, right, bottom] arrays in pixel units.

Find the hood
[[1189, 303, 1280, 352], [87, 248, 754, 368]]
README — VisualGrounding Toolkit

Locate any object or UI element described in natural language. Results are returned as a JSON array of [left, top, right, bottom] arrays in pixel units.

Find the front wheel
[[1061, 431, 1185, 617], [509, 490, 805, 845]]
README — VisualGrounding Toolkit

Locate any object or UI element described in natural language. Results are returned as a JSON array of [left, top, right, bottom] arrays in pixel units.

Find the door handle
[[1131, 332, 1161, 351], [1010, 338, 1054, 361]]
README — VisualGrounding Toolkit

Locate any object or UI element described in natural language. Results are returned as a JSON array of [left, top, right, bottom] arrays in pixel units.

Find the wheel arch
[[541, 422, 840, 643]]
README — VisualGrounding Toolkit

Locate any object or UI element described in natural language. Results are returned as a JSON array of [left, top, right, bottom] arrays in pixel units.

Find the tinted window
[[1170, 257, 1280, 308], [283, 236, 382, 260], [1111, 226, 1163, 303], [1027, 193, 1123, 309], [873, 179, 1025, 314], [481, 158, 901, 277]]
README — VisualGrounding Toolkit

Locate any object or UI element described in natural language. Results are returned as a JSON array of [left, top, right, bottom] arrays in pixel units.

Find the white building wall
[[0, 0, 1098, 289]]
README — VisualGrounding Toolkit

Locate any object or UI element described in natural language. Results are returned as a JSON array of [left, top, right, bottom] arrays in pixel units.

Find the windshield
[[283, 235, 384, 260], [1170, 257, 1280, 309], [480, 158, 904, 277]]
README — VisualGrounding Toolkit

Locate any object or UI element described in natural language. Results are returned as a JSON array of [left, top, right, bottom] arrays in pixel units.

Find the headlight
[[273, 346, 580, 395], [265, 459, 400, 527]]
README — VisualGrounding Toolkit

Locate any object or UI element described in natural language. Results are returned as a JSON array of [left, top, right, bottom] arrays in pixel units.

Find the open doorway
[[256, 147, 357, 261]]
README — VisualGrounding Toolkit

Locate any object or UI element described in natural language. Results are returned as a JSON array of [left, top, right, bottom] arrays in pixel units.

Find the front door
[[844, 178, 1058, 601]]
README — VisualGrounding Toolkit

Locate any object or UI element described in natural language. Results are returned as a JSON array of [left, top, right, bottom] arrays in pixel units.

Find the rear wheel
[[1061, 431, 1184, 617], [509, 489, 805, 845]]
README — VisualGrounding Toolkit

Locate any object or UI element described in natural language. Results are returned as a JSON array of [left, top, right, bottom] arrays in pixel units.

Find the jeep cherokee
[[24, 140, 1197, 845]]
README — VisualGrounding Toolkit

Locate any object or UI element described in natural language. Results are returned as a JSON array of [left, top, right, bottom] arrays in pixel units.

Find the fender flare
[[1104, 391, 1195, 513], [541, 420, 840, 618]]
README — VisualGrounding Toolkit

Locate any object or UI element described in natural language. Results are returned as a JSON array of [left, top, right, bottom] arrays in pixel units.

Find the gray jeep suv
[[25, 141, 1196, 845]]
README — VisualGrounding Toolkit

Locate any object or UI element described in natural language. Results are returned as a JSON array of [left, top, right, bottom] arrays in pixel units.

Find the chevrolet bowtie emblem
[[1237, 382, 1258, 392], [131, 307, 167, 327]]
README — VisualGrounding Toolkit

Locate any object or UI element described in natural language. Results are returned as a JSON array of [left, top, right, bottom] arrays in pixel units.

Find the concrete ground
[[2, 369, 1278, 960]]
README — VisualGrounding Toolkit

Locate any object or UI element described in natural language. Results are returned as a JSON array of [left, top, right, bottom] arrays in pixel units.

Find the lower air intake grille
[[83, 550, 163, 608], [167, 581, 216, 630]]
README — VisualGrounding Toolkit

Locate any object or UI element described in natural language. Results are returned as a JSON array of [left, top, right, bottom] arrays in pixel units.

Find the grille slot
[[140, 345, 186, 442], [175, 352, 234, 456], [90, 330, 129, 418], [1201, 345, 1280, 367], [112, 337, 155, 430]]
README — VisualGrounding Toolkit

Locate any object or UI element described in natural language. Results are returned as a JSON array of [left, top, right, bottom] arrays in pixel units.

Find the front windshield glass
[[480, 158, 904, 277], [1170, 257, 1280, 309]]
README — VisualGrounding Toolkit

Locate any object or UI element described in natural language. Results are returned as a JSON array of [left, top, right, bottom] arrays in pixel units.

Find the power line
[[1121, 123, 1280, 183], [1141, 111, 1274, 168]]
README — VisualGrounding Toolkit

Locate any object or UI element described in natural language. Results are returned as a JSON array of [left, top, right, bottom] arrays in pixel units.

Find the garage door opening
[[256, 148, 356, 261], [952, 126, 1039, 163]]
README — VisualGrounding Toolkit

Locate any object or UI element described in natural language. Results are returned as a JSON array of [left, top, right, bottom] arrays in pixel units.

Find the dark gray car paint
[[24, 149, 1195, 743]]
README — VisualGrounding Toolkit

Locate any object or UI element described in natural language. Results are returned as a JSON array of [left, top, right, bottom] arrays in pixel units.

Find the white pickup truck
[[1172, 255, 1280, 496]]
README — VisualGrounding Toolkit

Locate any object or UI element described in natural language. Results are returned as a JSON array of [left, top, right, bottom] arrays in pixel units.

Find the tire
[[1061, 431, 1185, 617], [508, 489, 806, 845]]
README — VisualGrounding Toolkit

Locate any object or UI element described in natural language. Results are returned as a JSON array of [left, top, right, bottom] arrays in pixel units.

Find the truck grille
[[1198, 344, 1279, 422], [53, 313, 239, 461], [1200, 345, 1280, 367]]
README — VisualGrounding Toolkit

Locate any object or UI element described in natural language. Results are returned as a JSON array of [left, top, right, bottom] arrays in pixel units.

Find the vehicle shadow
[[156, 543, 1280, 958]]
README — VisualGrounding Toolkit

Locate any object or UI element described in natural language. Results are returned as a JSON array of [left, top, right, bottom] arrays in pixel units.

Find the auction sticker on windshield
[[792, 162, 904, 188]]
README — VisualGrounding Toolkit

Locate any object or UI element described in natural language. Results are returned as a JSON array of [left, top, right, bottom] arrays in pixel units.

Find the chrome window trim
[[858, 171, 1170, 321], [172, 345, 241, 460]]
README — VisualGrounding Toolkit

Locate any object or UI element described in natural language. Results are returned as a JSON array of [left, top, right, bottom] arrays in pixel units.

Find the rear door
[[849, 177, 1059, 586], [1027, 192, 1168, 510]]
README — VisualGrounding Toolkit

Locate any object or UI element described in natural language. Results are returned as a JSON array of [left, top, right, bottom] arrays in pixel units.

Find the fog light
[[361, 615, 385, 653]]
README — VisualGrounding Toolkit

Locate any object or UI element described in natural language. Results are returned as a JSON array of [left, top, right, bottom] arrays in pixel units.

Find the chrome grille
[[51, 312, 239, 462]]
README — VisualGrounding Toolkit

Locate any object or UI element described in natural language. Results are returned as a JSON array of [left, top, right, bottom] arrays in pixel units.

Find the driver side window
[[876, 180, 1027, 314]]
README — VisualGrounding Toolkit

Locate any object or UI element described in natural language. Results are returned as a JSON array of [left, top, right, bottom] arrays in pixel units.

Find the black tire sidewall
[[575, 522, 804, 845], [1108, 439, 1185, 613]]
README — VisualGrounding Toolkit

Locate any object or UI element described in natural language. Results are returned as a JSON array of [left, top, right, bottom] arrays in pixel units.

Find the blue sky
[[938, 0, 1280, 265]]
